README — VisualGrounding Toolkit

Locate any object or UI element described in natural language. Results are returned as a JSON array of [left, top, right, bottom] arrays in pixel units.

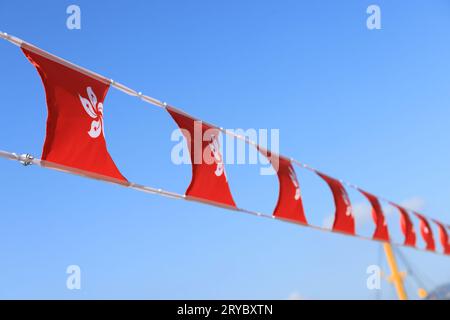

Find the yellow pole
[[383, 243, 408, 300]]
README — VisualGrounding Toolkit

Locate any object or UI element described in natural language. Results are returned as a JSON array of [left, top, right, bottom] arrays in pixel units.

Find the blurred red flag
[[360, 190, 389, 241], [393, 204, 416, 247], [317, 172, 354, 235], [414, 213, 435, 251], [22, 46, 127, 182], [167, 107, 236, 207], [258, 149, 307, 224], [273, 157, 307, 224], [433, 220, 450, 255]]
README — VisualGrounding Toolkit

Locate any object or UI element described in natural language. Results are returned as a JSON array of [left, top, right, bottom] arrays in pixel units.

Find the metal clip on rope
[[18, 153, 34, 166]]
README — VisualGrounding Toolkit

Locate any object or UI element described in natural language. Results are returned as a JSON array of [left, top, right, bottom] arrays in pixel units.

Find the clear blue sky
[[0, 0, 450, 299]]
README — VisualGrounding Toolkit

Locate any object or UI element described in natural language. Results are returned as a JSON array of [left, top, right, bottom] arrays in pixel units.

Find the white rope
[[0, 148, 448, 257], [0, 31, 448, 228]]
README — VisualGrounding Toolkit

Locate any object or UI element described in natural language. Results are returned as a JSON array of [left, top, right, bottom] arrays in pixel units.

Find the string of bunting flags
[[0, 32, 449, 256]]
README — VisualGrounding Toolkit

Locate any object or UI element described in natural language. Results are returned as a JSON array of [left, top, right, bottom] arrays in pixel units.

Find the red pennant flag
[[433, 220, 450, 255], [167, 107, 236, 207], [392, 204, 416, 247], [414, 213, 435, 251], [258, 149, 307, 224], [317, 172, 355, 235], [359, 190, 389, 241], [22, 46, 127, 182], [273, 157, 307, 224]]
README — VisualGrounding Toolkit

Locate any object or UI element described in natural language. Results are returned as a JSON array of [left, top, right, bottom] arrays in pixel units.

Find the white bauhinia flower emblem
[[209, 135, 225, 179], [79, 86, 104, 138], [343, 192, 352, 217], [288, 165, 301, 201]]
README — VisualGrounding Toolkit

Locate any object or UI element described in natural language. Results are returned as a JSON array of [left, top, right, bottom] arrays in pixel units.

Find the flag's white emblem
[[342, 192, 352, 217], [288, 165, 301, 201], [209, 135, 225, 179], [79, 87, 104, 138]]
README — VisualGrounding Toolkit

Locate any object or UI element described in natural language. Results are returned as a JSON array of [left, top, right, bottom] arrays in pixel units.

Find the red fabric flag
[[22, 46, 127, 182], [392, 204, 416, 247], [258, 149, 307, 224], [359, 190, 389, 241], [273, 157, 307, 224], [433, 220, 450, 255], [414, 213, 435, 251], [167, 107, 236, 207], [317, 172, 355, 235]]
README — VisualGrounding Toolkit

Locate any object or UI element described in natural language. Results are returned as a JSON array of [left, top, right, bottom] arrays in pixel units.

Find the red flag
[[167, 107, 236, 207], [273, 158, 307, 224], [433, 220, 450, 255], [360, 190, 389, 241], [317, 172, 354, 234], [414, 213, 435, 251], [258, 149, 307, 224], [22, 46, 127, 182], [392, 204, 416, 247]]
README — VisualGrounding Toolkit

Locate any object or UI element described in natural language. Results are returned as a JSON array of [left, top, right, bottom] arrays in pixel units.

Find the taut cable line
[[0, 148, 447, 256]]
